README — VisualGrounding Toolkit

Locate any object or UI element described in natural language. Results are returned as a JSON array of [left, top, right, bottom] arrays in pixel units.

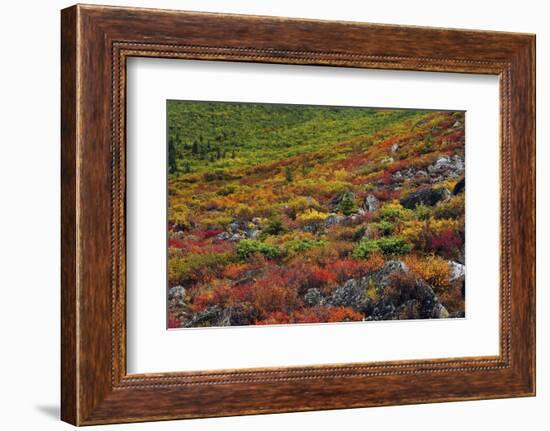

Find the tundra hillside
[[166, 101, 465, 328]]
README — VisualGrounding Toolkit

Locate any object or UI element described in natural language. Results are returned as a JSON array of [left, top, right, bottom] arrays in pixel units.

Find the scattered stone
[[228, 221, 241, 233], [247, 229, 261, 240], [325, 213, 345, 226], [188, 306, 223, 327], [413, 118, 429, 128], [392, 155, 464, 186], [215, 232, 231, 241], [449, 261, 465, 281], [329, 278, 368, 308], [432, 303, 450, 319], [362, 194, 380, 212], [428, 155, 465, 177], [168, 285, 186, 307], [304, 288, 323, 306]]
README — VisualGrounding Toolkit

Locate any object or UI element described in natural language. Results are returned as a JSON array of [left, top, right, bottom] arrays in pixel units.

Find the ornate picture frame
[[61, 4, 535, 425]]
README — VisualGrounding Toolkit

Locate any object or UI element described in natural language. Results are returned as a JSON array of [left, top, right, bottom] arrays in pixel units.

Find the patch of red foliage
[[198, 229, 224, 239], [429, 228, 463, 258], [168, 238, 186, 249], [167, 319, 181, 328]]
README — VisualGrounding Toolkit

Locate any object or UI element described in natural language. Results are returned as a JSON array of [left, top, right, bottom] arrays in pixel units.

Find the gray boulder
[[330, 278, 368, 308], [304, 288, 323, 306], [449, 261, 465, 281], [362, 194, 380, 212], [400, 187, 448, 209], [432, 303, 450, 319], [325, 213, 345, 226], [168, 285, 186, 307], [215, 231, 231, 241]]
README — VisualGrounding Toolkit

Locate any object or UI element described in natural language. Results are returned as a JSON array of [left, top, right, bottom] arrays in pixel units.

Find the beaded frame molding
[[61, 4, 535, 425]]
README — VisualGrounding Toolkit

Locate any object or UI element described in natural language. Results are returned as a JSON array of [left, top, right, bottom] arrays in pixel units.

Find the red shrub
[[223, 263, 250, 279], [378, 171, 393, 185], [256, 311, 291, 325], [167, 318, 181, 328], [168, 238, 186, 249], [326, 306, 364, 322], [372, 189, 399, 202], [429, 228, 463, 258], [328, 258, 373, 283], [198, 229, 224, 239], [311, 266, 338, 286], [293, 307, 325, 324]]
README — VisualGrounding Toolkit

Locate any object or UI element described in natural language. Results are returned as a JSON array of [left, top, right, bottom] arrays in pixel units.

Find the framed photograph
[[61, 4, 535, 425]]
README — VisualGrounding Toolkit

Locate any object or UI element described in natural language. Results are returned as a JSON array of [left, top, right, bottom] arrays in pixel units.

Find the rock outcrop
[[400, 187, 449, 209]]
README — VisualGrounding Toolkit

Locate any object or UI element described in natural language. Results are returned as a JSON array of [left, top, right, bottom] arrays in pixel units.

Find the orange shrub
[[223, 262, 250, 279], [328, 255, 384, 283], [403, 254, 451, 291], [362, 251, 386, 273], [326, 306, 364, 322], [256, 311, 291, 325]]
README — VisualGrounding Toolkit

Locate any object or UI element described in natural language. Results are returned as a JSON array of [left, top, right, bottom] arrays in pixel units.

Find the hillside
[[167, 101, 425, 173], [167, 101, 466, 328]]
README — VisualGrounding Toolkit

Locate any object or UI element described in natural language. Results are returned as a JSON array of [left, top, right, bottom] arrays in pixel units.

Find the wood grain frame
[[61, 4, 535, 426]]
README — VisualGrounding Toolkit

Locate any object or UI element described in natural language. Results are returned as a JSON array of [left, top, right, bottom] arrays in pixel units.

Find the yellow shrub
[[403, 254, 451, 291], [296, 208, 329, 225]]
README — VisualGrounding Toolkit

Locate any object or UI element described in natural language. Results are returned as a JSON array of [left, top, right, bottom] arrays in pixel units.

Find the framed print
[[61, 4, 536, 425]]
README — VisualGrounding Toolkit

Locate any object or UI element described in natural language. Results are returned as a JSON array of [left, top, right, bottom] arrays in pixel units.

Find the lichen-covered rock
[[431, 303, 450, 319], [449, 261, 465, 281], [168, 285, 186, 307], [362, 194, 380, 212], [304, 288, 323, 306], [329, 278, 367, 308], [325, 213, 345, 226]]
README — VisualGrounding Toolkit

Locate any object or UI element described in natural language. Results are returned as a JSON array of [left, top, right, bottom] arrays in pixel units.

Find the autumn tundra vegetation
[[166, 101, 466, 328]]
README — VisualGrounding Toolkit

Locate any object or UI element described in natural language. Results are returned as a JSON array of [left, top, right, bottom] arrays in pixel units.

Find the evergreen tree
[[339, 192, 356, 216], [168, 139, 177, 173], [284, 166, 293, 183]]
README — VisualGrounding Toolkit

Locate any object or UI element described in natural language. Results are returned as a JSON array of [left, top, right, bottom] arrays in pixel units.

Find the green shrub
[[283, 239, 327, 255], [168, 252, 233, 284], [375, 220, 394, 236], [352, 240, 380, 259], [338, 192, 357, 216], [352, 226, 367, 242], [376, 237, 412, 255], [217, 184, 237, 196], [264, 217, 286, 236], [353, 236, 412, 259], [379, 202, 412, 222], [434, 195, 464, 219], [414, 204, 432, 221], [236, 239, 281, 260]]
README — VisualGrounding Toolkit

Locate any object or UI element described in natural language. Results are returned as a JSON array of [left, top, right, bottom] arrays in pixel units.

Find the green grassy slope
[[167, 101, 428, 173]]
